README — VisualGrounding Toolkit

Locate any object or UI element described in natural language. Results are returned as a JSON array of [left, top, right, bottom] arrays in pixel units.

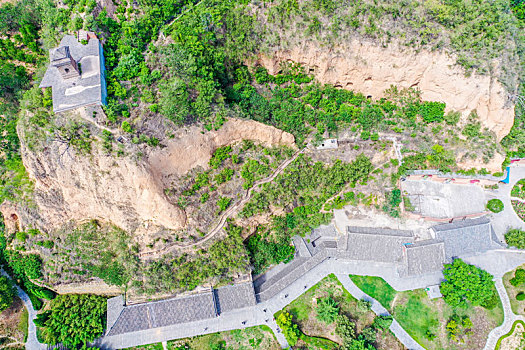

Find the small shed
[[316, 139, 338, 150]]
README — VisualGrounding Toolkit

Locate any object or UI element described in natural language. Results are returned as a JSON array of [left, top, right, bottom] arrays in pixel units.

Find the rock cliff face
[[15, 118, 294, 234], [148, 118, 296, 178], [19, 133, 187, 233], [257, 39, 515, 140]]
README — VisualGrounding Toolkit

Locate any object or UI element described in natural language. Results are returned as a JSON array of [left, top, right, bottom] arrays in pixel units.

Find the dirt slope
[[257, 39, 514, 140]]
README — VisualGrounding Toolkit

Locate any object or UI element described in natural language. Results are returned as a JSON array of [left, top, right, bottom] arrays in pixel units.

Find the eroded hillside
[[0, 0, 524, 300], [256, 40, 514, 140]]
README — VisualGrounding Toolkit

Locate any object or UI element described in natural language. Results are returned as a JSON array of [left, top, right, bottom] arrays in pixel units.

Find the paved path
[[488, 166, 525, 242], [335, 274, 424, 350], [101, 258, 431, 349], [1, 269, 44, 350], [483, 278, 525, 350], [140, 148, 305, 259]]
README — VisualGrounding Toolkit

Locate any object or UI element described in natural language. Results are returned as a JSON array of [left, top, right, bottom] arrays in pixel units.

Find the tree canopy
[[440, 259, 497, 308], [0, 275, 16, 311], [36, 294, 107, 347]]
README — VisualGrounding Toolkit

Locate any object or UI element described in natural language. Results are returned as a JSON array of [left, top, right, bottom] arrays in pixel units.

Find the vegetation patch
[[495, 320, 525, 350], [277, 274, 403, 350], [350, 273, 503, 350], [503, 264, 525, 316], [512, 200, 525, 222], [505, 229, 525, 249], [487, 199, 505, 213], [35, 294, 107, 348], [164, 325, 280, 350]]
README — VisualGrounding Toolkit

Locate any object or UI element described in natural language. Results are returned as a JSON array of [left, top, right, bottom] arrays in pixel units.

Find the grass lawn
[[124, 343, 164, 350], [349, 275, 397, 309], [18, 306, 28, 342], [278, 274, 403, 350], [350, 275, 503, 350], [503, 263, 525, 316], [166, 325, 280, 350]]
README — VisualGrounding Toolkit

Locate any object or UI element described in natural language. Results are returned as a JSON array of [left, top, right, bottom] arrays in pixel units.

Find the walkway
[[335, 274, 424, 350], [101, 257, 434, 349], [139, 147, 305, 259], [1, 269, 45, 350], [483, 278, 525, 350], [488, 166, 525, 241]]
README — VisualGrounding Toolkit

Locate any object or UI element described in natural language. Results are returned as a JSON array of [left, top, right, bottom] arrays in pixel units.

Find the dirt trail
[[139, 148, 306, 259]]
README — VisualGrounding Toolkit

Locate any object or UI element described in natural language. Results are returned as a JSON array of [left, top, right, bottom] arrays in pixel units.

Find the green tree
[[316, 296, 340, 324], [37, 294, 107, 347], [0, 275, 16, 311], [440, 259, 496, 308]]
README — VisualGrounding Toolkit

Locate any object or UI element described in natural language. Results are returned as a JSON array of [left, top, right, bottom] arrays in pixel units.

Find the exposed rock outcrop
[[148, 118, 296, 178], [256, 39, 515, 140], [19, 132, 187, 233], [16, 117, 294, 235]]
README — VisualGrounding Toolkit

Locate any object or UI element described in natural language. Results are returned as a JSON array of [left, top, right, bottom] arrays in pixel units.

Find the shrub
[[276, 311, 301, 346], [217, 196, 232, 212], [517, 292, 525, 301], [335, 314, 356, 341], [420, 101, 445, 123], [486, 199, 504, 213], [511, 269, 525, 286], [316, 297, 339, 324], [15, 231, 28, 241], [121, 121, 132, 133], [372, 315, 393, 330], [506, 229, 525, 249], [209, 146, 232, 169], [444, 111, 461, 125]]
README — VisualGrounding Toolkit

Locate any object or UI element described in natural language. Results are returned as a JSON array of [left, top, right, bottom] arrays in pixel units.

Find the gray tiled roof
[[343, 226, 414, 263], [404, 240, 446, 276], [293, 236, 312, 257], [107, 291, 217, 336], [214, 282, 256, 314], [433, 217, 502, 261], [106, 295, 125, 335], [40, 35, 106, 113], [347, 226, 414, 237]]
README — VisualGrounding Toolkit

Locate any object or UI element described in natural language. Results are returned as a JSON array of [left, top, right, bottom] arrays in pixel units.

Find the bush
[[444, 111, 461, 125], [372, 315, 393, 330], [511, 269, 525, 286], [335, 314, 356, 341], [420, 101, 445, 123], [217, 196, 231, 212], [517, 292, 525, 301], [486, 199, 504, 213], [15, 231, 28, 241], [316, 297, 339, 324], [276, 311, 301, 346], [505, 229, 525, 249], [209, 146, 232, 169]]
